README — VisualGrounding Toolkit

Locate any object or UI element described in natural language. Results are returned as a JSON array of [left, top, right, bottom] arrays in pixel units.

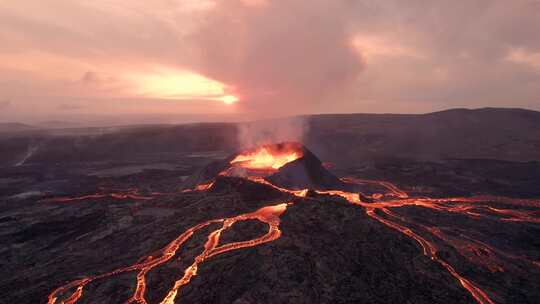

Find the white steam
[[238, 116, 308, 148]]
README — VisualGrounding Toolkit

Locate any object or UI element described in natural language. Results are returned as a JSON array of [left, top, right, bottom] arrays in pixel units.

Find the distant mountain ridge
[[1, 107, 539, 166], [307, 107, 540, 164], [0, 123, 37, 133]]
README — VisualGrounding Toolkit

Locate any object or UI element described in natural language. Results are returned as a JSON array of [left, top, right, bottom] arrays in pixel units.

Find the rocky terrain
[[1, 108, 540, 304]]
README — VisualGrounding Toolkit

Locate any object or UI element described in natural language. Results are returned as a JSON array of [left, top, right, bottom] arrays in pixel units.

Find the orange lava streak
[[46, 189, 153, 203], [426, 227, 505, 273], [46, 163, 539, 304], [247, 176, 308, 197], [47, 278, 91, 304], [418, 198, 540, 223], [47, 220, 219, 304], [316, 190, 362, 204], [445, 195, 540, 208], [366, 208, 495, 304], [341, 177, 409, 198], [47, 204, 288, 304], [336, 195, 540, 224], [486, 207, 540, 224], [380, 208, 506, 273], [314, 185, 501, 304], [182, 181, 215, 193], [160, 203, 288, 304]]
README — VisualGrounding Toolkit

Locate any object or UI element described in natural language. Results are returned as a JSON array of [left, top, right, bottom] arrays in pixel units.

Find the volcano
[[265, 144, 346, 190], [182, 142, 347, 192], [182, 142, 350, 190]]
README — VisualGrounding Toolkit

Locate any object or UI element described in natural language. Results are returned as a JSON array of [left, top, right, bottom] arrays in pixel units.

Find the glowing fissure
[[47, 147, 540, 304], [367, 208, 495, 304], [46, 188, 153, 203]]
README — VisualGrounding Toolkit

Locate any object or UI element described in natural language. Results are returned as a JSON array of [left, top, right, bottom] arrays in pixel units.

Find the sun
[[220, 95, 239, 105]]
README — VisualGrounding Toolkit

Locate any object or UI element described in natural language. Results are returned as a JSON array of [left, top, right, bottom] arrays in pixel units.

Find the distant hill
[[0, 108, 539, 166], [0, 123, 37, 133], [306, 107, 540, 165]]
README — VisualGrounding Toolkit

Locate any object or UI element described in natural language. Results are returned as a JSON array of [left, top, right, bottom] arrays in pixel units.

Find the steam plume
[[191, 0, 363, 144], [238, 116, 308, 148]]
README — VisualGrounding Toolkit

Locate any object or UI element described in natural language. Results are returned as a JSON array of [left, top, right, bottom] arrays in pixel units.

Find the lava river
[[48, 203, 289, 304], [47, 145, 540, 304]]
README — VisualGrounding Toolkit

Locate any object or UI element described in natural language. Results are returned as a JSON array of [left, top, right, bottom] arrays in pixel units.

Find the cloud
[[506, 48, 540, 70], [0, 99, 11, 109], [340, 0, 540, 111], [58, 103, 84, 111], [0, 0, 540, 124], [185, 0, 368, 144], [189, 0, 364, 117], [351, 34, 426, 63]]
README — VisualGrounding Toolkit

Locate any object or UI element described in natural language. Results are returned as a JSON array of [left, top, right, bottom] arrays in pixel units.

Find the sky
[[0, 0, 539, 125]]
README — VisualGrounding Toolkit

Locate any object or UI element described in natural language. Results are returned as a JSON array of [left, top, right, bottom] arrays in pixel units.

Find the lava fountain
[[230, 142, 303, 171]]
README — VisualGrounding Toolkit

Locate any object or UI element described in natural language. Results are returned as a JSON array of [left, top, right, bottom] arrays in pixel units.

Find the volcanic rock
[[209, 176, 290, 202], [183, 142, 349, 192], [265, 145, 345, 190], [181, 158, 232, 190]]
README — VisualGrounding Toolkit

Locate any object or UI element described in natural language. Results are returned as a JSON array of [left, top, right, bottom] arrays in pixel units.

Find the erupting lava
[[47, 142, 540, 304], [230, 143, 302, 170]]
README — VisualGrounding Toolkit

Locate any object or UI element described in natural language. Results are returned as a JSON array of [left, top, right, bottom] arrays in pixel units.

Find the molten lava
[[230, 143, 303, 171], [45, 188, 153, 203], [47, 203, 289, 304], [182, 181, 215, 193], [46, 142, 540, 304]]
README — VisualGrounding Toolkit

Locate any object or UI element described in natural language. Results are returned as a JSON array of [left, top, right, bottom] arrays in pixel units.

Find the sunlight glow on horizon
[[219, 95, 239, 105], [124, 68, 237, 104]]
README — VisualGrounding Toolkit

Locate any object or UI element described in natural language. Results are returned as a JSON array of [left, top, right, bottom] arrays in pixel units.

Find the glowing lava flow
[[246, 176, 309, 198], [47, 203, 289, 304], [46, 188, 153, 203], [340, 177, 409, 199], [314, 189, 499, 304], [159, 203, 287, 304], [366, 207, 495, 304], [313, 179, 538, 304], [46, 146, 540, 304], [182, 181, 215, 193]]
